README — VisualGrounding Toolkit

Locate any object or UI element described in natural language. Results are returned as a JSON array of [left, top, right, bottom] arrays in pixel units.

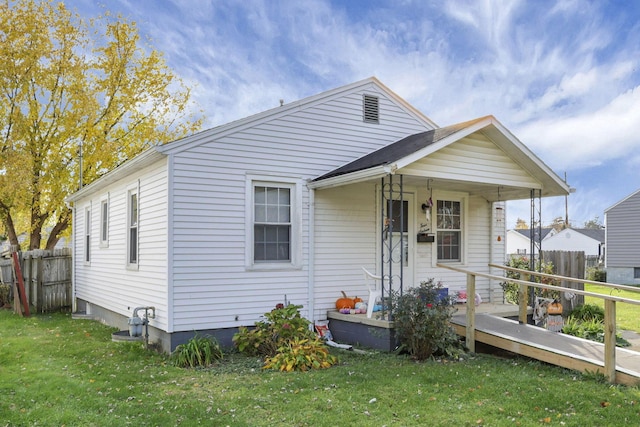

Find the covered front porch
[[309, 115, 570, 317], [326, 301, 526, 351]]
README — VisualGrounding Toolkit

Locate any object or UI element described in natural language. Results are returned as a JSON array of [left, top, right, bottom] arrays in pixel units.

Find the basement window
[[363, 94, 379, 123]]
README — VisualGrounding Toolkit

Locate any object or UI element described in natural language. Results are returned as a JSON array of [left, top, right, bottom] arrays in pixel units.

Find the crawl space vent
[[363, 94, 379, 123]]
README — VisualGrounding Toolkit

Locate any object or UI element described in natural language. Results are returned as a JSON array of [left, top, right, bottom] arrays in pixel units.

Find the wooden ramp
[[451, 313, 640, 386]]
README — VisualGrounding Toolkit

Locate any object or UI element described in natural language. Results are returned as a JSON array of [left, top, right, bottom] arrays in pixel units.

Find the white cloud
[[517, 85, 640, 169]]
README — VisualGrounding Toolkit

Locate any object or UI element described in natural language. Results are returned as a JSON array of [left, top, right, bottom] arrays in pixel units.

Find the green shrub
[[390, 279, 464, 360], [0, 283, 10, 306], [586, 267, 607, 282], [562, 316, 630, 347], [567, 303, 604, 322], [263, 337, 338, 371], [170, 334, 223, 368], [500, 255, 558, 304], [233, 304, 316, 358]]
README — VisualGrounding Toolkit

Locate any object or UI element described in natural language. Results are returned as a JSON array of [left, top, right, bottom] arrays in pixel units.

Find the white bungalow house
[[506, 228, 556, 257], [66, 77, 570, 352], [542, 228, 605, 265], [605, 188, 640, 284]]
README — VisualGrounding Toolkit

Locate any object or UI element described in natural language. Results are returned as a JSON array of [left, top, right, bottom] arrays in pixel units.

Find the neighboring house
[[66, 77, 570, 352], [542, 228, 605, 263], [604, 189, 640, 284], [0, 231, 71, 253], [506, 228, 556, 257]]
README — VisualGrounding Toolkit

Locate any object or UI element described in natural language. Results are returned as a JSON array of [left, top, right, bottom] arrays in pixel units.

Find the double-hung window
[[436, 199, 462, 262], [84, 207, 91, 263], [254, 185, 291, 262], [100, 197, 109, 247], [128, 189, 139, 266], [247, 177, 300, 269]]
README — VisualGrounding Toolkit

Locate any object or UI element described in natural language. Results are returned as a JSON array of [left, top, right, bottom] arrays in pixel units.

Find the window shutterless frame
[[245, 175, 302, 270]]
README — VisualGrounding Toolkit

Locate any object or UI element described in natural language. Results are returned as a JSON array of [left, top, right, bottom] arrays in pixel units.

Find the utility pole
[[564, 172, 569, 228]]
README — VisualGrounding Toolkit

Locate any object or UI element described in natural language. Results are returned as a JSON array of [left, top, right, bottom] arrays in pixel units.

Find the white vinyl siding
[[399, 133, 540, 188], [73, 160, 169, 331], [168, 83, 433, 331], [606, 190, 640, 267], [313, 183, 377, 311]]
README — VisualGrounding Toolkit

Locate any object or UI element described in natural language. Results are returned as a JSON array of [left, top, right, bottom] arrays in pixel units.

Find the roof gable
[[571, 228, 605, 243], [157, 77, 437, 155], [605, 187, 640, 213], [311, 115, 570, 201]]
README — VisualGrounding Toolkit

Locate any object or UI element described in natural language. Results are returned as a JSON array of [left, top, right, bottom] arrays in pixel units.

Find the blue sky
[[64, 0, 640, 229]]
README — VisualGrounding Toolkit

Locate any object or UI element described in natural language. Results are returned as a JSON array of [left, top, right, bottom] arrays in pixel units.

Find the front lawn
[[585, 283, 640, 331], [1, 309, 639, 426]]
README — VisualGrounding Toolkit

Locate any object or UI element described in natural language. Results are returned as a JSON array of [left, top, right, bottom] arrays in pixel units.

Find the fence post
[[603, 299, 616, 383], [466, 273, 476, 352]]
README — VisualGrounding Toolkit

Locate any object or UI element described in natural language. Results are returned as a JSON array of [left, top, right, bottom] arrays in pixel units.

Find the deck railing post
[[603, 299, 616, 383], [466, 273, 476, 352], [519, 273, 529, 324]]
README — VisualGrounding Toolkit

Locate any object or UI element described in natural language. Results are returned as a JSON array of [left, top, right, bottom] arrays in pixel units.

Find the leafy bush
[[567, 303, 604, 322], [233, 304, 316, 358], [500, 255, 558, 304], [390, 279, 464, 360], [170, 334, 223, 368], [562, 316, 630, 347], [586, 268, 606, 282], [0, 284, 10, 306], [263, 337, 338, 371]]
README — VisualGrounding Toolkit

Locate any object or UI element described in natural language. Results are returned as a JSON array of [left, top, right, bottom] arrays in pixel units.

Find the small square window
[[634, 268, 640, 279]]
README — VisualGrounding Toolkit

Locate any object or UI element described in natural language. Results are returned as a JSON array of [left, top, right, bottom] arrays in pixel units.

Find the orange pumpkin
[[335, 291, 361, 309], [547, 301, 563, 315]]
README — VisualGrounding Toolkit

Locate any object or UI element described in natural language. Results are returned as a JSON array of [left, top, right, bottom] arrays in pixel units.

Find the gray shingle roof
[[313, 116, 491, 182]]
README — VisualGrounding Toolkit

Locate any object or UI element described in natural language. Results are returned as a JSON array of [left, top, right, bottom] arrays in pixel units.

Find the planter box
[[327, 311, 396, 351]]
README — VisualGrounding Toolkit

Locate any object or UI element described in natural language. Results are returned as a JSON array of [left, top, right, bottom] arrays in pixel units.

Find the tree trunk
[[2, 209, 20, 251], [45, 209, 71, 251]]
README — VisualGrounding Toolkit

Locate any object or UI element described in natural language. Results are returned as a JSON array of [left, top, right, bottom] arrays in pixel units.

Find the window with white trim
[[436, 199, 462, 262], [127, 190, 138, 265], [84, 207, 91, 263], [100, 197, 109, 246], [253, 185, 291, 262]]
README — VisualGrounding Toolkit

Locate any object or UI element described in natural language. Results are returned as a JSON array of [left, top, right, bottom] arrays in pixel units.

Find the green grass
[[2, 310, 640, 426], [585, 283, 640, 331]]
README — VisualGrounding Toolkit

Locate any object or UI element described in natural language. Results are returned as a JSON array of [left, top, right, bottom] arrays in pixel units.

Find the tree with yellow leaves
[[0, 0, 203, 250]]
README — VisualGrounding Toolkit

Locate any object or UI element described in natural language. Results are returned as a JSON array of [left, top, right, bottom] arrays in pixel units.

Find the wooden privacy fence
[[438, 262, 640, 384], [541, 250, 586, 311], [0, 248, 72, 313]]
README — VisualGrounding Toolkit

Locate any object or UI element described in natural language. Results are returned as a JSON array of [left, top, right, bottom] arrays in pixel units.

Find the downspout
[[489, 201, 495, 304], [71, 202, 77, 313], [307, 185, 316, 325]]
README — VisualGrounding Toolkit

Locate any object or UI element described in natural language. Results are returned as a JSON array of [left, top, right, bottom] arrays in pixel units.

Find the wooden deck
[[451, 312, 640, 386]]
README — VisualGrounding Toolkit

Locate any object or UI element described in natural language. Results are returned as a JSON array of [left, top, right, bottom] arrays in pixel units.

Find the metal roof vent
[[363, 94, 379, 123]]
